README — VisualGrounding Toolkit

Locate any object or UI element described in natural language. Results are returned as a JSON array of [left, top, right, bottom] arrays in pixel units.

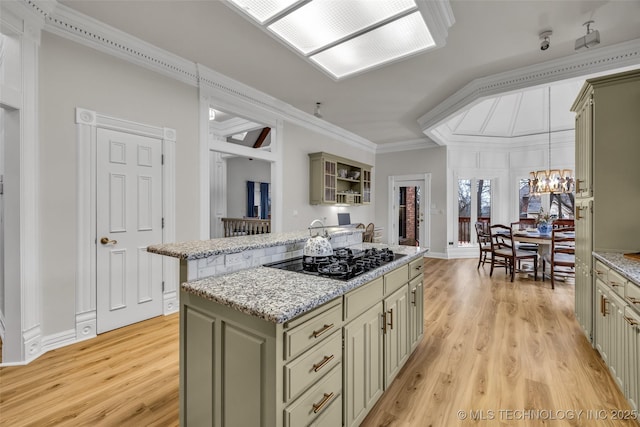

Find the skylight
[[226, 0, 454, 80]]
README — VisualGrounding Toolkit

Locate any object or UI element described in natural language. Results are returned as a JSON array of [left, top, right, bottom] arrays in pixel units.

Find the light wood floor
[[362, 259, 637, 427], [0, 259, 636, 426]]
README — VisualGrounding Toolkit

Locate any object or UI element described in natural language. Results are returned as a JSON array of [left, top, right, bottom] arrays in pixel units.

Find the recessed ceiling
[[431, 80, 584, 144], [225, 0, 454, 80], [59, 0, 640, 145]]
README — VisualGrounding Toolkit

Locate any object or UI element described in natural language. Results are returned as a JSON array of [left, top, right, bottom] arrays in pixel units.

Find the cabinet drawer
[[344, 277, 383, 321], [284, 331, 342, 402], [626, 281, 640, 311], [284, 364, 342, 427], [607, 269, 627, 298], [309, 393, 342, 427], [409, 257, 424, 280], [284, 304, 342, 360], [593, 260, 609, 282], [384, 264, 408, 295]]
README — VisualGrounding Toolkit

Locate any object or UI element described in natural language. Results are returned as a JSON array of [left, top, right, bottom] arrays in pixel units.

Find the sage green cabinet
[[409, 275, 424, 351], [624, 307, 640, 411], [572, 69, 640, 344], [309, 152, 372, 206], [343, 261, 425, 427], [343, 303, 384, 427], [383, 285, 409, 387], [180, 292, 342, 427]]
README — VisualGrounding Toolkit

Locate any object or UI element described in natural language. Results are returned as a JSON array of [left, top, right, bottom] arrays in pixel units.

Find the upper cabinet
[[309, 152, 372, 206]]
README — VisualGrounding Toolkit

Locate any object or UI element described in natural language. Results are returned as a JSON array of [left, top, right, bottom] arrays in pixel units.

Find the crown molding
[[444, 129, 575, 151], [375, 138, 439, 154], [197, 65, 376, 152], [418, 38, 640, 137], [23, 0, 376, 153]]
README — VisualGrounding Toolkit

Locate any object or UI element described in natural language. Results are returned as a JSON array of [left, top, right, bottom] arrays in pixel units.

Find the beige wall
[[39, 33, 199, 335], [281, 122, 376, 231], [375, 147, 448, 255]]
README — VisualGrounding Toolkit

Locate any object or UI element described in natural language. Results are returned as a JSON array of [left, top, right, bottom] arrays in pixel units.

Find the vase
[[537, 223, 552, 235]]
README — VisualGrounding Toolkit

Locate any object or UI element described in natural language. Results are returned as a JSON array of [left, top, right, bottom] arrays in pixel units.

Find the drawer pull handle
[[312, 392, 334, 414], [576, 206, 583, 220], [411, 290, 416, 305], [381, 312, 387, 334], [387, 308, 394, 330], [312, 354, 335, 372], [576, 179, 583, 194], [624, 316, 639, 326], [312, 323, 334, 338], [610, 281, 622, 287], [594, 269, 604, 275], [627, 297, 640, 305]]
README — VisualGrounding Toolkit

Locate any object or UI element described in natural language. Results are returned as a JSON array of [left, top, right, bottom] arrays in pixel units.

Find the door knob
[[100, 237, 118, 245]]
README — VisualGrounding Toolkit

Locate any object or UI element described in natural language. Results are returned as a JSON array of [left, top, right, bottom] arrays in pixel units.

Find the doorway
[[207, 105, 277, 239], [389, 174, 431, 249]]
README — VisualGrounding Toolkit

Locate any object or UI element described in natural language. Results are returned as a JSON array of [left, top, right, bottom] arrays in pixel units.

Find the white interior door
[[96, 128, 163, 333]]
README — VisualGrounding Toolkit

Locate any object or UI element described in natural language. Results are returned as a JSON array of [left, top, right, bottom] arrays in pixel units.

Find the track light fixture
[[539, 30, 552, 51], [314, 102, 323, 119], [575, 20, 600, 51]]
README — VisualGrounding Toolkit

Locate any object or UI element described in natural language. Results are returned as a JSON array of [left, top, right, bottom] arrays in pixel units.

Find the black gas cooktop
[[264, 247, 405, 281]]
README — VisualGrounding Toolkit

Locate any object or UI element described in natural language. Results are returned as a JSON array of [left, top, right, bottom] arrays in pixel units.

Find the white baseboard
[[425, 251, 448, 259], [41, 328, 77, 354]]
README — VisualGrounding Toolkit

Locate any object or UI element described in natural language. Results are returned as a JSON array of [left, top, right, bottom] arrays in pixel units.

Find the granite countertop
[[182, 244, 427, 323], [593, 252, 640, 285], [147, 228, 362, 260]]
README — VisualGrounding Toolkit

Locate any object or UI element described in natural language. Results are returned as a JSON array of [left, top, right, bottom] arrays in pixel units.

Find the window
[[518, 179, 541, 218], [550, 193, 574, 219], [458, 178, 492, 245], [518, 179, 574, 219]]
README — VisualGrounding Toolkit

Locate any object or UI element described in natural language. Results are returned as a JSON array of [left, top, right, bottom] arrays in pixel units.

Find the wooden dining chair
[[363, 223, 375, 243], [490, 224, 538, 282], [542, 227, 575, 289], [475, 221, 491, 268], [552, 219, 574, 229]]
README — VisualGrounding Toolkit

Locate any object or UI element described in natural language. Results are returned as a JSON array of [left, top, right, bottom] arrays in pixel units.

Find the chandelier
[[528, 86, 574, 195]]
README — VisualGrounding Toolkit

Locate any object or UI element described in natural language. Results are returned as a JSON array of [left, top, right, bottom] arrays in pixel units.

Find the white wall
[[281, 122, 375, 231], [39, 33, 199, 337], [375, 147, 447, 256], [226, 157, 270, 218]]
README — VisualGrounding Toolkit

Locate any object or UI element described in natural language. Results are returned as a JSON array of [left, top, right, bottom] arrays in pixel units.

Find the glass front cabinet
[[309, 152, 372, 206]]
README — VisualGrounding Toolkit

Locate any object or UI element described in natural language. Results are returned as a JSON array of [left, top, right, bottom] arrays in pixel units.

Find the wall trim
[[418, 38, 640, 136], [75, 108, 177, 346], [376, 138, 439, 154]]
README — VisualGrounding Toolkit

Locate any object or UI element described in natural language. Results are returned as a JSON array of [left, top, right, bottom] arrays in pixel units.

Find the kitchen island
[[148, 230, 428, 426]]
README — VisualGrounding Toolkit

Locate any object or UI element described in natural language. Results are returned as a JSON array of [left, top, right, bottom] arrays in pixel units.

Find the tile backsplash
[[188, 233, 363, 281]]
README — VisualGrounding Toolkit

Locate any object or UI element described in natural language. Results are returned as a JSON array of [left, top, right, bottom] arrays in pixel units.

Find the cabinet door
[[409, 277, 424, 351], [624, 308, 639, 411], [574, 201, 593, 340], [608, 293, 626, 391], [343, 303, 384, 427], [594, 279, 609, 364], [384, 285, 409, 388], [362, 168, 371, 204], [323, 159, 337, 203], [574, 94, 593, 197]]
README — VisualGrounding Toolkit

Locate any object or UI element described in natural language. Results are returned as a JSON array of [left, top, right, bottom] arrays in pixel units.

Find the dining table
[[512, 229, 575, 280]]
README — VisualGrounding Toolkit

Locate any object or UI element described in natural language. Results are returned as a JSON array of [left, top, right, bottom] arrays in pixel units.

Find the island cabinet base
[[180, 290, 343, 427], [179, 257, 425, 427]]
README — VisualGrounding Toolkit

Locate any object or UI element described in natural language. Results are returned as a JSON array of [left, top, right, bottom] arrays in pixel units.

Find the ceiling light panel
[[268, 0, 417, 55], [310, 11, 434, 79], [228, 0, 302, 24]]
